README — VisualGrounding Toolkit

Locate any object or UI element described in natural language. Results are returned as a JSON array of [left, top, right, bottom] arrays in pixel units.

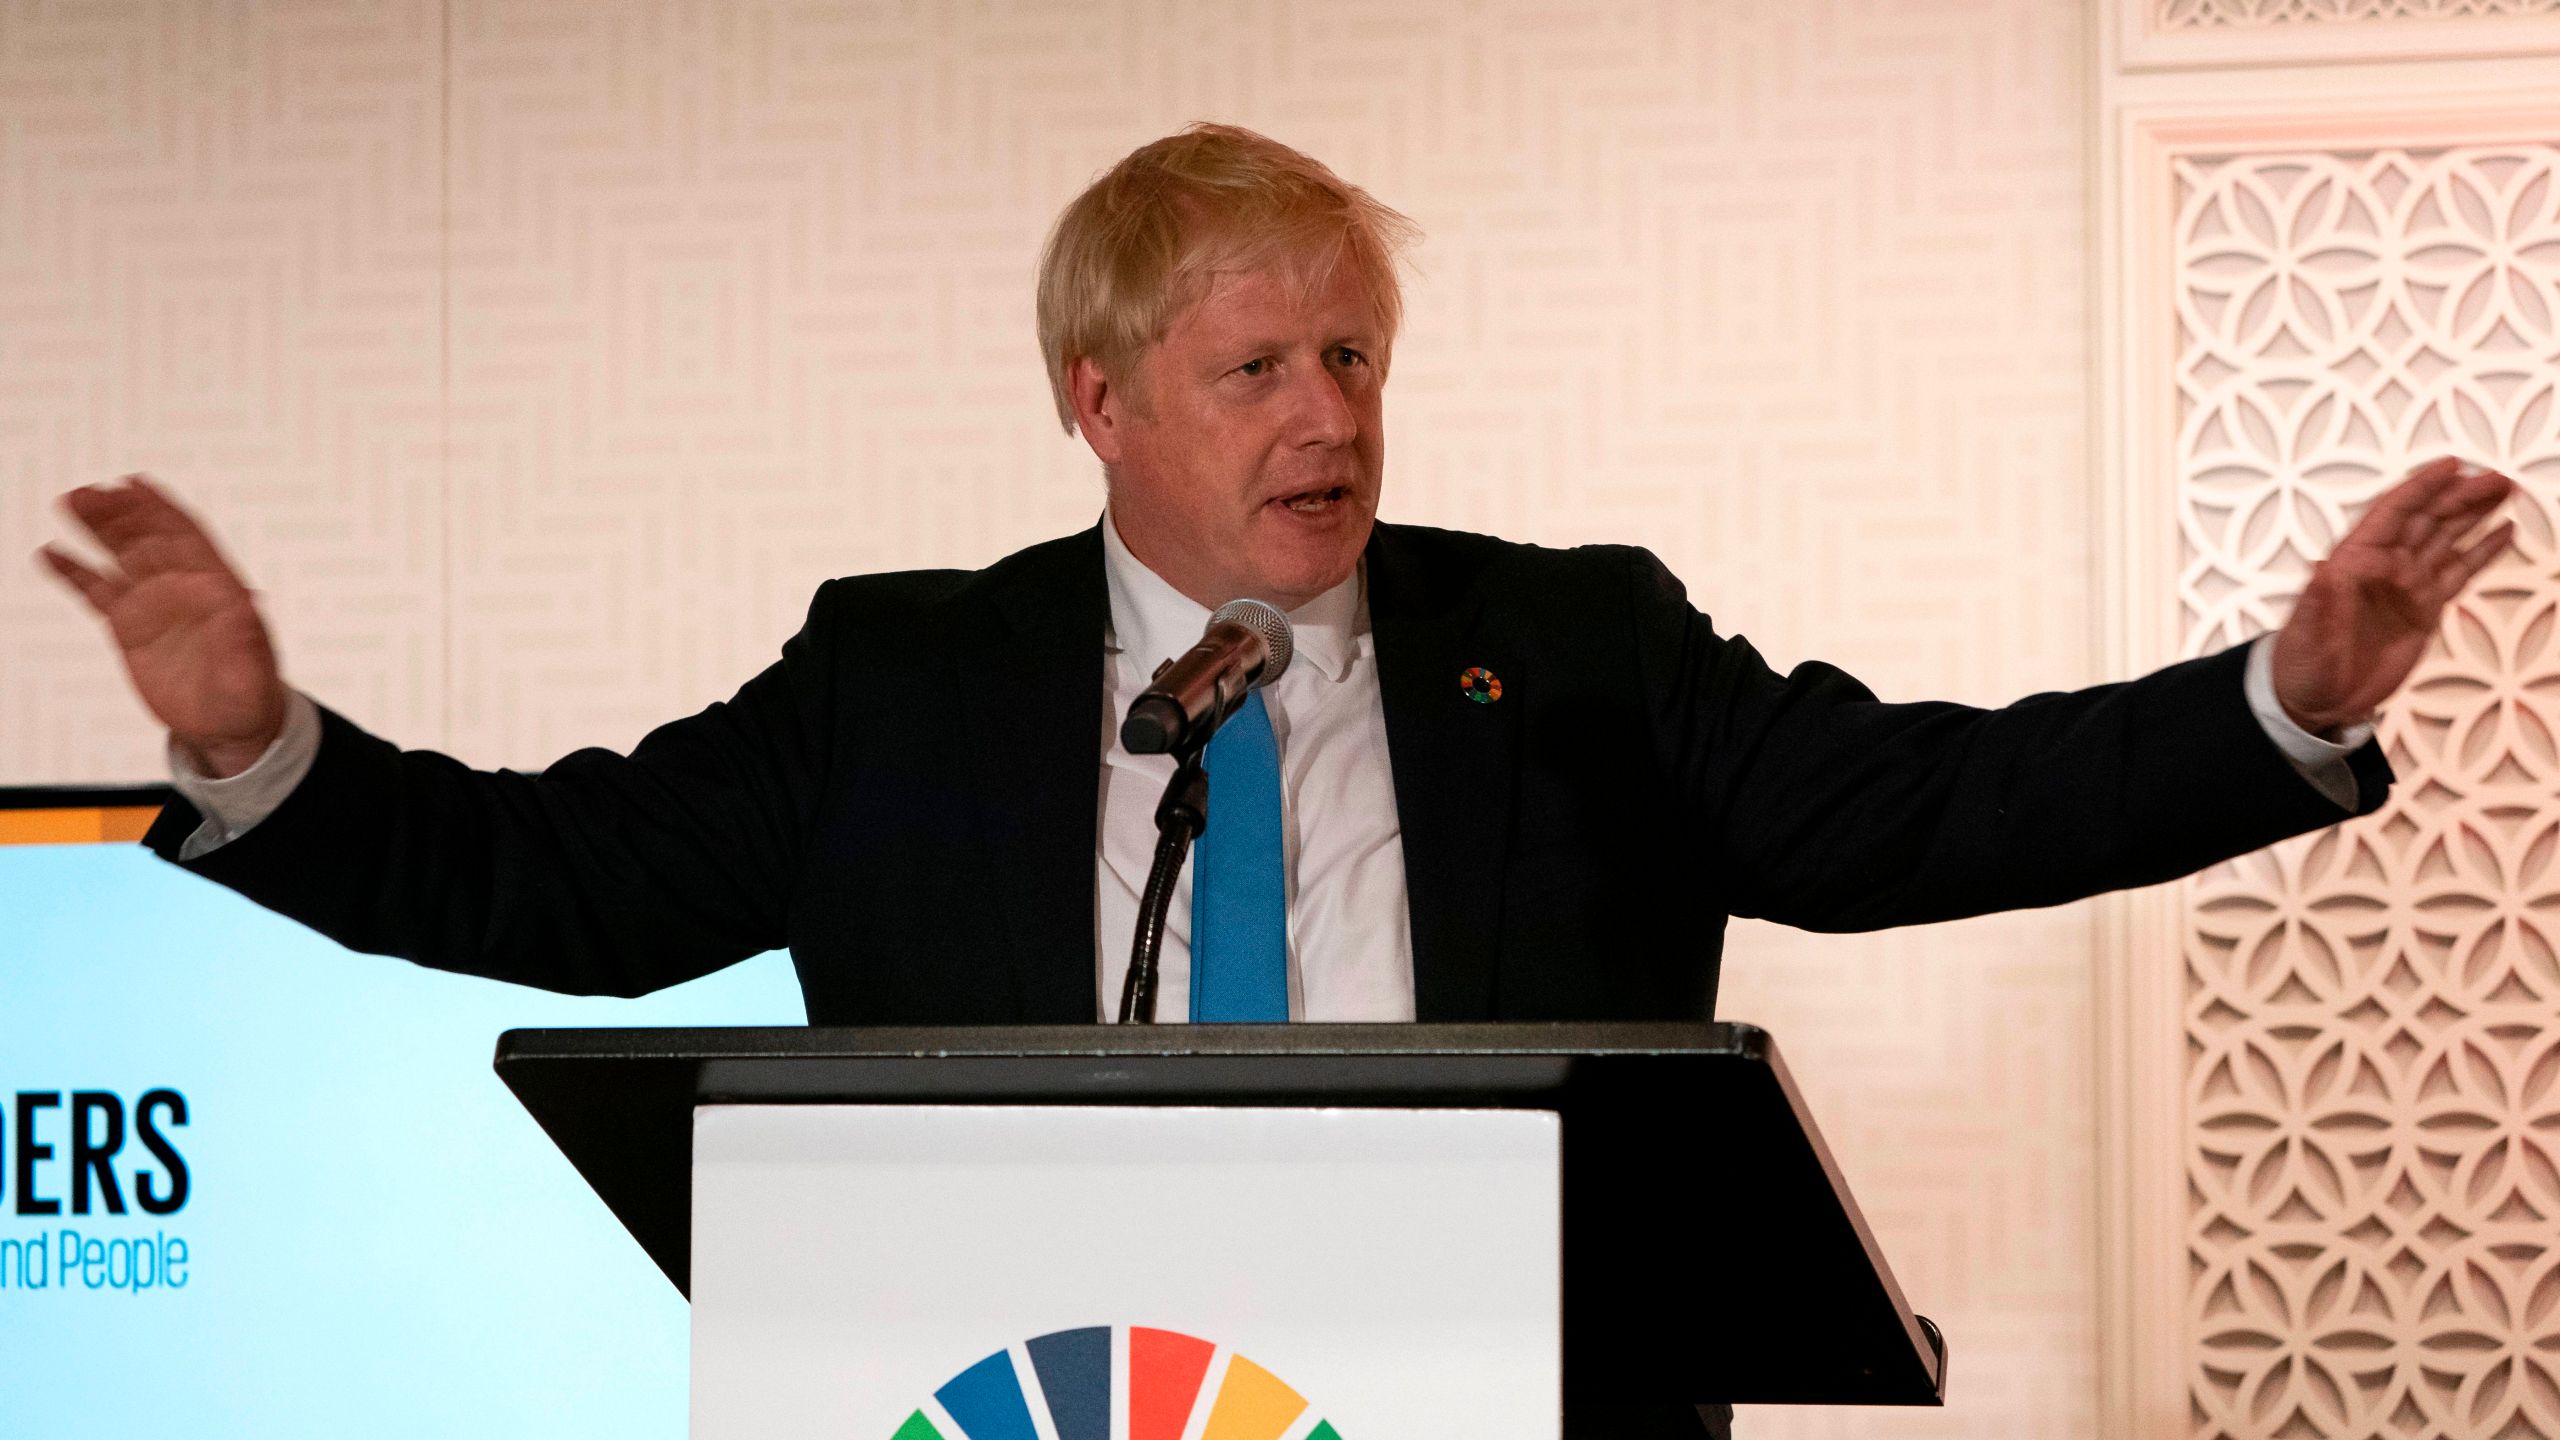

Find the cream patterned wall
[[0, 2, 448, 776], [5, 1, 2095, 1434]]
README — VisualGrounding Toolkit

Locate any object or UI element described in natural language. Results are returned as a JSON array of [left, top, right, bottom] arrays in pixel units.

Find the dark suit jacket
[[144, 521, 2391, 1023]]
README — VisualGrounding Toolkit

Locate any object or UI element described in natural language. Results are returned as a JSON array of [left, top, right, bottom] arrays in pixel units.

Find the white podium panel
[[691, 1104, 1561, 1440]]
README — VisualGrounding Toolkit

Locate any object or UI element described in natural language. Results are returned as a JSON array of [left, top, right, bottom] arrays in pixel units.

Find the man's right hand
[[38, 475, 290, 779]]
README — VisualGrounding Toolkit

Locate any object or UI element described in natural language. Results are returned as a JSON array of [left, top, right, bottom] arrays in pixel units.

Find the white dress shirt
[[1095, 510, 1414, 1022], [169, 527, 2365, 1021]]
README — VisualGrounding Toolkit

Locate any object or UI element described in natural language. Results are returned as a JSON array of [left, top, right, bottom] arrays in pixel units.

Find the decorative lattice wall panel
[[2123, 0, 2560, 69], [2162, 135, 2560, 1439], [2163, 0, 2560, 26]]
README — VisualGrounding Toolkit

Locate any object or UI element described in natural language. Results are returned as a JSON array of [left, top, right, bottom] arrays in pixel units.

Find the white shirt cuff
[[167, 691, 323, 860], [2242, 635, 2370, 811]]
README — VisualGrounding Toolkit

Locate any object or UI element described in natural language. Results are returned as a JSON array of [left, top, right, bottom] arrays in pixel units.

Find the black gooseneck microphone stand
[[1117, 739, 1207, 1025]]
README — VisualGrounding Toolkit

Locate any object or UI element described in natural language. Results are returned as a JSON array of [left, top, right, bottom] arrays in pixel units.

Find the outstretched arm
[[1644, 455, 2514, 931], [40, 474, 834, 997]]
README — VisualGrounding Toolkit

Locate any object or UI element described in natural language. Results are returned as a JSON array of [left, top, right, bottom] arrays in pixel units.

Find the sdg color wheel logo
[[893, 1325, 1344, 1440]]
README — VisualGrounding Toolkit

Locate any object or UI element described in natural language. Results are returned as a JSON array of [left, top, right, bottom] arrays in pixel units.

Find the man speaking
[[40, 122, 2516, 1031]]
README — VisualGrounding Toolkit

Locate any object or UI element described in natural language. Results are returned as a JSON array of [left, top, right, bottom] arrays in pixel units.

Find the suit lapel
[[956, 526, 1106, 1024], [1367, 525, 1519, 1022]]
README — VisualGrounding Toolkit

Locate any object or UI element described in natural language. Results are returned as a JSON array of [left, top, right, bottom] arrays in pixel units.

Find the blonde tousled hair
[[1036, 123, 1420, 434]]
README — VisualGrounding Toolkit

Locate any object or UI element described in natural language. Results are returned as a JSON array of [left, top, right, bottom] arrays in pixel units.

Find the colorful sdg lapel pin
[[1459, 666, 1502, 704]]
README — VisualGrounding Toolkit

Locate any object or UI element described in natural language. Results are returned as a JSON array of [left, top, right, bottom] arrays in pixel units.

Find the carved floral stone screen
[[2176, 145, 2560, 1437], [2159, 0, 2560, 27]]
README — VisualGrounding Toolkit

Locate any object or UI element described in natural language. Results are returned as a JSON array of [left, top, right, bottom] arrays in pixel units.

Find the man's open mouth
[[1274, 485, 1348, 514]]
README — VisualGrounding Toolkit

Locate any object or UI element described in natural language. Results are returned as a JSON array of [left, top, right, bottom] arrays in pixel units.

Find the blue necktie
[[1191, 690, 1288, 1021]]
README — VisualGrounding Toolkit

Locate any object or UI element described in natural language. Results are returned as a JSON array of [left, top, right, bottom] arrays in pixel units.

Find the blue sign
[[0, 839, 803, 1436]]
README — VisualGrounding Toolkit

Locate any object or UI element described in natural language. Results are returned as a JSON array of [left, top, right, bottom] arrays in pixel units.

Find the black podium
[[496, 1021, 1944, 1434]]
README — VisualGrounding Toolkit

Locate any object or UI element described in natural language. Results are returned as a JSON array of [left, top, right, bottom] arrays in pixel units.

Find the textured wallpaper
[[2, 1, 2098, 1434], [0, 1, 448, 777]]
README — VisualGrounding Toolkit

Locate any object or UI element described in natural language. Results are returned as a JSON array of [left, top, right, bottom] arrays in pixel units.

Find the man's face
[[1077, 260, 1387, 612]]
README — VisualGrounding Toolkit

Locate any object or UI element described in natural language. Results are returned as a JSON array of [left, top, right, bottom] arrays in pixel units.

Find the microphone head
[[1211, 598, 1293, 688]]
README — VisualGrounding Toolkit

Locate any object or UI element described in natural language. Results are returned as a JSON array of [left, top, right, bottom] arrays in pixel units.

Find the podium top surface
[[495, 1021, 1943, 1409], [497, 1017, 1767, 1090]]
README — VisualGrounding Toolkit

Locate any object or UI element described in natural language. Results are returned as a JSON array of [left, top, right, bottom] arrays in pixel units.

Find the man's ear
[[1068, 356, 1125, 465]]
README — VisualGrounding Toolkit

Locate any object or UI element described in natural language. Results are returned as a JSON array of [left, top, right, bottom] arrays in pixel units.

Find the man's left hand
[[2271, 454, 2518, 738]]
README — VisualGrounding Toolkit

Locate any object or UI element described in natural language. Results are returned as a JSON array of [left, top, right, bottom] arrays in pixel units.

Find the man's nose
[[1289, 366, 1357, 447]]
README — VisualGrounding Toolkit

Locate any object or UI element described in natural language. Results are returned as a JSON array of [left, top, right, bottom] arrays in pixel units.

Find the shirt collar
[[1100, 509, 1361, 684]]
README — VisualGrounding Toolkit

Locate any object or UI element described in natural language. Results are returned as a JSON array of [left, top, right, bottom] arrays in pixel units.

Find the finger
[[61, 482, 152, 545], [2416, 471, 2520, 566], [2447, 515, 2508, 584], [117, 476, 235, 568], [2405, 495, 2490, 572], [2442, 465, 2517, 522], [114, 527, 230, 583], [103, 472, 203, 532], [67, 475, 221, 565], [2406, 460, 2515, 545], [2370, 462, 2512, 561], [35, 543, 129, 613], [2347, 457, 2464, 549], [61, 479, 185, 555], [2425, 518, 2517, 609], [2402, 467, 2477, 551], [2402, 507, 2459, 570], [120, 473, 210, 532]]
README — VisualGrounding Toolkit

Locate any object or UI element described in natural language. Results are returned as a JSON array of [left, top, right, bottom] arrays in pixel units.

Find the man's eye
[[1236, 358, 1269, 377], [1332, 347, 1367, 367]]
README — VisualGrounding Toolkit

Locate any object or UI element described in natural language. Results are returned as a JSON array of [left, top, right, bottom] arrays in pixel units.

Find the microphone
[[1119, 598, 1295, 756]]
